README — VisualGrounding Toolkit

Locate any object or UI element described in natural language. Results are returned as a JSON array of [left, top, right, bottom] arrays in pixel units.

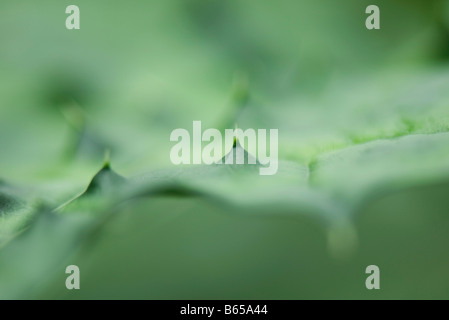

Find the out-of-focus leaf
[[1, 0, 449, 300]]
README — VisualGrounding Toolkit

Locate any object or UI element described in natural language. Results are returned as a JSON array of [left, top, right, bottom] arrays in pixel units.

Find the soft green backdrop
[[0, 0, 449, 299]]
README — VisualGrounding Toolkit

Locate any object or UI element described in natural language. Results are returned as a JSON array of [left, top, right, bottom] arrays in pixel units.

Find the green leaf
[[1, 0, 449, 300]]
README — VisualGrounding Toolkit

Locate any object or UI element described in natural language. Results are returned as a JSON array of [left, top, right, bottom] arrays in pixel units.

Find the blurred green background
[[1, 0, 449, 299]]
